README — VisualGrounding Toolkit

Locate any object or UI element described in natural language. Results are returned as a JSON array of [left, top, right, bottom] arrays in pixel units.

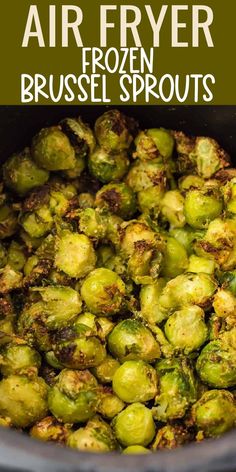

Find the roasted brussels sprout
[[160, 190, 186, 228], [95, 183, 137, 220], [48, 369, 99, 423], [161, 237, 188, 278], [196, 340, 236, 388], [112, 403, 156, 447], [30, 416, 71, 444], [134, 128, 174, 161], [3, 149, 49, 196], [91, 356, 120, 384], [89, 147, 130, 183], [97, 386, 125, 419], [192, 390, 236, 437], [184, 188, 223, 229], [151, 425, 192, 450], [112, 360, 158, 403], [122, 445, 151, 454], [55, 231, 96, 278], [0, 375, 48, 428], [32, 127, 76, 171], [0, 343, 41, 377], [67, 415, 118, 452], [81, 268, 125, 316], [95, 110, 134, 151], [108, 319, 160, 363]]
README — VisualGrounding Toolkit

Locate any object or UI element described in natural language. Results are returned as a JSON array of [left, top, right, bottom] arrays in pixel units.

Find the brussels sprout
[[97, 386, 125, 419], [158, 273, 217, 313], [0, 265, 23, 294], [91, 356, 120, 384], [67, 415, 118, 452], [17, 302, 52, 353], [164, 306, 208, 354], [95, 183, 137, 220], [3, 149, 49, 196], [178, 174, 204, 191], [139, 280, 167, 325], [0, 343, 41, 377], [89, 147, 130, 183], [60, 116, 96, 154], [126, 158, 166, 193], [48, 369, 99, 423], [160, 190, 186, 228], [31, 285, 82, 330], [127, 243, 163, 285], [161, 237, 188, 278], [0, 204, 18, 240], [122, 446, 151, 454], [184, 189, 223, 229], [196, 340, 236, 388], [223, 177, 236, 216], [79, 208, 107, 239], [53, 326, 106, 370], [151, 425, 192, 450], [32, 127, 76, 171], [187, 255, 215, 275], [119, 221, 163, 257], [108, 319, 160, 363], [30, 416, 71, 444], [112, 403, 156, 447], [7, 241, 26, 272], [192, 390, 236, 437], [153, 358, 197, 421], [81, 268, 125, 316], [95, 110, 134, 151], [194, 137, 230, 179], [78, 192, 95, 209], [137, 185, 166, 215], [45, 351, 64, 370], [55, 231, 96, 278], [112, 360, 157, 403], [134, 128, 174, 161], [0, 375, 48, 428], [20, 206, 53, 239], [213, 289, 236, 319], [170, 226, 205, 256], [195, 218, 236, 271]]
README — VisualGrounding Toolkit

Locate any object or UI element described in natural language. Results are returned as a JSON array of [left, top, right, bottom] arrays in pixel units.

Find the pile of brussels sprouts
[[0, 109, 236, 454]]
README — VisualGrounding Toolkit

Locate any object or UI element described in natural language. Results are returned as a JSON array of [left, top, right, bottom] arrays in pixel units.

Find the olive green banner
[[0, 0, 235, 104]]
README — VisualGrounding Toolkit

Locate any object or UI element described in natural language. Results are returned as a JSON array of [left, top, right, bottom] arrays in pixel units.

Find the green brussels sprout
[[31, 285, 82, 330], [108, 319, 160, 363], [170, 226, 205, 256], [48, 369, 99, 423], [3, 148, 49, 196], [122, 446, 151, 454], [119, 221, 164, 257], [60, 116, 96, 155], [79, 208, 107, 239], [0, 375, 48, 428], [187, 255, 215, 274], [160, 190, 186, 228], [137, 185, 166, 215], [20, 205, 53, 239], [161, 237, 188, 278], [89, 147, 130, 183], [153, 358, 197, 421], [178, 174, 204, 191], [195, 218, 236, 271], [126, 158, 166, 193], [213, 289, 236, 319], [95, 109, 134, 151], [0, 204, 18, 240], [97, 386, 125, 419], [192, 390, 236, 437], [53, 325, 106, 370], [0, 343, 41, 377], [0, 265, 23, 294], [32, 127, 76, 171], [17, 302, 52, 353], [127, 242, 163, 285], [151, 424, 192, 450], [55, 231, 96, 278], [112, 360, 158, 403], [7, 241, 26, 272], [139, 280, 167, 325], [134, 128, 174, 161], [112, 403, 156, 447], [105, 214, 123, 246], [194, 137, 230, 179], [164, 306, 208, 354], [91, 356, 120, 384], [196, 340, 236, 388], [184, 188, 223, 229], [77, 192, 95, 209], [67, 415, 118, 452], [81, 268, 125, 316], [222, 177, 236, 215], [95, 183, 137, 220], [158, 273, 217, 314], [30, 416, 71, 444]]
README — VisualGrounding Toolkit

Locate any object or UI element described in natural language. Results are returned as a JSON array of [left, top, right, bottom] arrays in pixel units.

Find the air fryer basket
[[0, 105, 236, 472]]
